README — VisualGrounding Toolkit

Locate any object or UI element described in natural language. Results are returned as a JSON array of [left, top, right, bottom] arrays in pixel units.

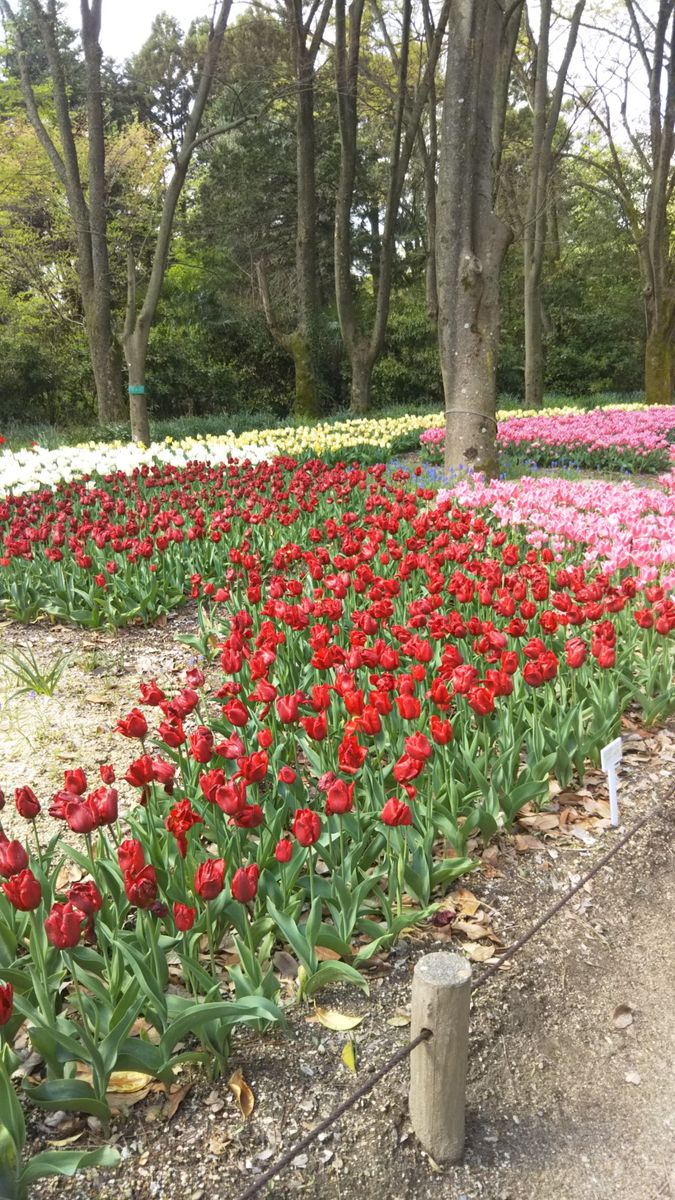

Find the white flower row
[[0, 438, 278, 498]]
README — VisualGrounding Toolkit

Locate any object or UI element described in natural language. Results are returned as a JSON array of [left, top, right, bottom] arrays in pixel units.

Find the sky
[[62, 0, 218, 63]]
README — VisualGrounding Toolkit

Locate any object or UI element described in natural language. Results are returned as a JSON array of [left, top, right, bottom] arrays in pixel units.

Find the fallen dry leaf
[[341, 1039, 357, 1074], [164, 1081, 193, 1121], [386, 1012, 411, 1028], [514, 833, 545, 853], [228, 1069, 254, 1118], [449, 887, 481, 917], [76, 1067, 152, 1095], [309, 1008, 364, 1032], [518, 812, 560, 832], [273, 950, 299, 978], [464, 943, 496, 963], [315, 945, 342, 961], [46, 1133, 84, 1148], [613, 1004, 634, 1030]]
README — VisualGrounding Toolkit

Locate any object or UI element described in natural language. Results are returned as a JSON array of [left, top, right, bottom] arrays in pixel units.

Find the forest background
[[0, 0, 661, 438]]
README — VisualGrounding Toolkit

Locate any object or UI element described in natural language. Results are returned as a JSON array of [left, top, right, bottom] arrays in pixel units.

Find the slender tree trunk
[[523, 255, 545, 409], [293, 36, 322, 418], [81, 0, 125, 423], [125, 322, 152, 445], [522, 0, 585, 409]]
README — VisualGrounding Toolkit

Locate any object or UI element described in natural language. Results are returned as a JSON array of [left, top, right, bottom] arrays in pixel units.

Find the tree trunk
[[523, 259, 545, 409], [350, 349, 374, 415], [124, 322, 152, 445], [441, 222, 507, 479], [289, 328, 320, 419], [645, 323, 673, 405], [87, 303, 125, 424], [437, 0, 513, 480], [293, 33, 322, 418]]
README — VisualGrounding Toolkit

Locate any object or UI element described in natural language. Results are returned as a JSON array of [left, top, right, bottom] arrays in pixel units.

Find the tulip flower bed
[[2, 454, 674, 630], [1, 457, 674, 1194], [420, 405, 675, 474]]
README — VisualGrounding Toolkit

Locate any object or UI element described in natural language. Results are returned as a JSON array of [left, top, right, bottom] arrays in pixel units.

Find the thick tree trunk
[[88, 313, 124, 424], [350, 349, 374, 415], [441, 221, 508, 478], [289, 329, 320, 419], [523, 261, 545, 409], [437, 0, 513, 480], [645, 323, 673, 405]]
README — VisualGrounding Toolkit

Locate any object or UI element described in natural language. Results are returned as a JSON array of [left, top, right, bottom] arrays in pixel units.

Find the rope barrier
[[235, 801, 665, 1199]]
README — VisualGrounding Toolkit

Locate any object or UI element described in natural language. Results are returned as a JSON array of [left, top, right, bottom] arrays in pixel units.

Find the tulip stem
[[30, 820, 45, 874], [28, 911, 54, 1026], [245, 910, 257, 959], [205, 906, 218, 984], [308, 850, 315, 908]]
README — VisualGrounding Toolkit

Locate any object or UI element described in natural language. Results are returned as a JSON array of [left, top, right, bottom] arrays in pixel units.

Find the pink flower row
[[439, 472, 675, 588], [420, 406, 675, 457]]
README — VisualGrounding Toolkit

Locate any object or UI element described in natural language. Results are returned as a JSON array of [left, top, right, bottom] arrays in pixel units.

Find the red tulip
[[0, 982, 13, 1026], [45, 901, 83, 949], [116, 708, 148, 739], [0, 839, 29, 878], [231, 864, 260, 904], [124, 865, 158, 909], [3, 868, 41, 911], [173, 902, 196, 931], [292, 808, 321, 847], [194, 858, 226, 900], [381, 798, 413, 826], [15, 786, 40, 820]]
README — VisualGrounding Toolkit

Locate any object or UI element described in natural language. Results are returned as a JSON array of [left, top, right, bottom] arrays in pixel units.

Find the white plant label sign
[[600, 736, 623, 827]]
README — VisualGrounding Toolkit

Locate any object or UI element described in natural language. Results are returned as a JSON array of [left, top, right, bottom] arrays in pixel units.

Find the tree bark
[[645, 317, 674, 405], [350, 346, 374, 415], [437, 0, 517, 479], [335, 0, 449, 413], [122, 0, 233, 440], [522, 0, 585, 409], [523, 266, 545, 409], [2, 0, 126, 424]]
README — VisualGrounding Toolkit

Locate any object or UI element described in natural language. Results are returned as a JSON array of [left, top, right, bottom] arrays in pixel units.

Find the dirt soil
[[0, 615, 673, 1200]]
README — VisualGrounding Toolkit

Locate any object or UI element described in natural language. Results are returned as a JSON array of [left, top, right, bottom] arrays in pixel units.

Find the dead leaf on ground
[[228, 1069, 254, 1118], [164, 1081, 193, 1121], [454, 917, 504, 945], [309, 1008, 364, 1032], [76, 1067, 152, 1095], [316, 945, 342, 961], [518, 812, 560, 833], [86, 694, 112, 705], [386, 1011, 411, 1028], [624, 1070, 641, 1085], [449, 887, 481, 917], [613, 1004, 634, 1030], [341, 1039, 357, 1073], [46, 1132, 84, 1148], [273, 950, 299, 978], [514, 834, 545, 853], [464, 943, 496, 963]]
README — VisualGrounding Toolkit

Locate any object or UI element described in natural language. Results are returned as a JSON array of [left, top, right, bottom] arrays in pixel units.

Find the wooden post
[[409, 950, 472, 1163]]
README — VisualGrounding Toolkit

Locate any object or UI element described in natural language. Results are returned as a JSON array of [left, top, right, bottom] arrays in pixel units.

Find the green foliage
[[372, 289, 442, 410]]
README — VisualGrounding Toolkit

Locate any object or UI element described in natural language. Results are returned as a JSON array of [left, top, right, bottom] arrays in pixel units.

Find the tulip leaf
[[23, 1079, 110, 1121], [20, 1146, 120, 1187]]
